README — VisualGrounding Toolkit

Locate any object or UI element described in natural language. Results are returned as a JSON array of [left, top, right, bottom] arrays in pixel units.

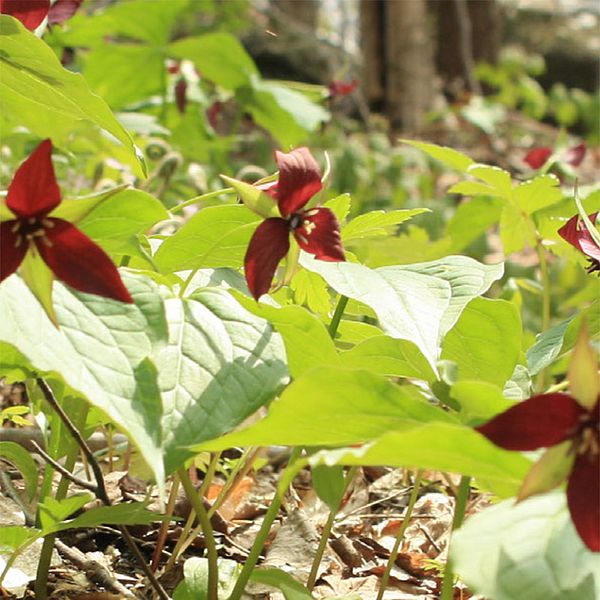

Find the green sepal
[[220, 175, 281, 219]]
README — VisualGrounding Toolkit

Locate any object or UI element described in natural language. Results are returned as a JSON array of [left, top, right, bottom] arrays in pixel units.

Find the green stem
[[536, 245, 551, 390], [179, 467, 219, 600], [307, 466, 357, 590], [440, 475, 471, 600], [376, 471, 423, 600], [328, 295, 348, 339], [228, 447, 303, 600], [170, 187, 237, 214]]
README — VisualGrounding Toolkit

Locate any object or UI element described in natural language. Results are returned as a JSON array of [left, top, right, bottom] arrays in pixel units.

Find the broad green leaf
[[300, 254, 451, 369], [446, 196, 504, 251], [0, 526, 40, 554], [401, 140, 474, 172], [250, 568, 315, 600], [451, 492, 600, 600], [158, 288, 288, 473], [340, 336, 435, 382], [231, 296, 339, 378], [38, 494, 92, 532], [323, 194, 351, 223], [341, 209, 429, 243], [334, 320, 382, 346], [447, 181, 495, 196], [503, 364, 532, 401], [0, 16, 145, 177], [84, 44, 165, 109], [308, 422, 532, 497], [240, 78, 330, 148], [194, 367, 455, 452], [397, 255, 504, 338], [173, 557, 240, 600], [442, 297, 521, 386], [77, 189, 169, 258], [311, 465, 346, 512], [169, 32, 258, 90], [290, 269, 332, 315], [52, 502, 162, 533], [450, 381, 515, 426], [153, 205, 260, 273], [527, 318, 572, 376], [0, 274, 166, 490], [0, 442, 38, 501], [467, 164, 513, 200], [500, 203, 537, 254], [220, 175, 280, 219], [514, 175, 563, 214], [51, 185, 130, 223]]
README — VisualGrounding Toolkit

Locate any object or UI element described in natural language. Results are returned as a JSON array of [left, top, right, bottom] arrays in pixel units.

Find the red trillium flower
[[476, 327, 600, 552], [0, 140, 133, 304], [558, 212, 600, 275], [328, 79, 358, 99], [524, 142, 586, 169], [0, 0, 49, 30], [243, 147, 345, 300]]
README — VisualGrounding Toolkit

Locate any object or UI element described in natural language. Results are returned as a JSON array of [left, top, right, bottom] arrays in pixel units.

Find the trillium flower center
[[11, 217, 54, 249], [570, 409, 600, 460]]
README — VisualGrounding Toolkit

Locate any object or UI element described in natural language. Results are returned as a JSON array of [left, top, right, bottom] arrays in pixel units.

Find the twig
[[36, 378, 171, 600], [55, 539, 135, 598], [31, 441, 98, 494], [0, 467, 36, 526]]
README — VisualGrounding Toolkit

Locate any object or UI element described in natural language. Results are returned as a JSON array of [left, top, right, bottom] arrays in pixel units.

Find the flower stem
[[179, 467, 219, 600], [440, 475, 471, 600], [170, 187, 237, 214], [536, 245, 552, 390], [376, 470, 423, 600], [307, 466, 357, 590], [328, 295, 349, 339], [227, 447, 303, 600]]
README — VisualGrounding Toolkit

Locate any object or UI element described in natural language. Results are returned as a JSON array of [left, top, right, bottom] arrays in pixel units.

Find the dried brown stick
[[36, 378, 171, 600]]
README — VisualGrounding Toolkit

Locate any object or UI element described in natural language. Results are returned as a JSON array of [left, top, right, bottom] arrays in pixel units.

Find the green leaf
[[240, 78, 329, 148], [308, 422, 532, 498], [451, 491, 600, 600], [500, 202, 537, 254], [0, 442, 38, 501], [527, 318, 572, 376], [514, 175, 563, 214], [401, 140, 474, 172], [450, 381, 515, 426], [169, 32, 258, 90], [83, 44, 165, 109], [311, 465, 346, 512], [0, 16, 145, 177], [77, 189, 169, 258], [157, 288, 288, 473], [0, 273, 166, 491], [334, 320, 382, 346], [323, 194, 351, 223], [194, 367, 455, 452], [446, 196, 504, 251], [49, 185, 129, 223], [290, 269, 332, 315], [173, 557, 240, 600], [340, 336, 435, 382], [442, 297, 522, 386], [231, 296, 339, 378], [341, 209, 429, 243], [467, 164, 513, 200], [250, 568, 315, 600], [220, 175, 280, 219], [39, 493, 92, 532], [447, 181, 495, 196], [153, 205, 260, 273], [0, 526, 40, 554]]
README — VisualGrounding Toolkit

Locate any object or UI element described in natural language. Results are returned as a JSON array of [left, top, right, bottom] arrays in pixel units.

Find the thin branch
[[36, 378, 171, 600]]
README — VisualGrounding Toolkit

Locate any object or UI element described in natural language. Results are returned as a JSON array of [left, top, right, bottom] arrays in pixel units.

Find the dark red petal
[[6, 140, 61, 219], [558, 213, 600, 264], [47, 0, 82, 25], [274, 147, 323, 217], [174, 78, 187, 114], [37, 219, 133, 303], [244, 218, 290, 300], [0, 220, 27, 281], [475, 393, 584, 451], [567, 453, 600, 552], [0, 0, 49, 30], [524, 147, 552, 169], [294, 207, 345, 262], [564, 143, 586, 167]]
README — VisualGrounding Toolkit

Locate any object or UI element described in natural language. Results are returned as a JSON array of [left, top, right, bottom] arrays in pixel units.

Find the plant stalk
[[440, 475, 471, 600], [376, 470, 423, 600], [328, 295, 349, 339]]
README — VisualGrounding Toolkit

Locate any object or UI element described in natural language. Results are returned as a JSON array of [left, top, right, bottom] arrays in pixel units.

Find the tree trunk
[[272, 0, 319, 29]]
